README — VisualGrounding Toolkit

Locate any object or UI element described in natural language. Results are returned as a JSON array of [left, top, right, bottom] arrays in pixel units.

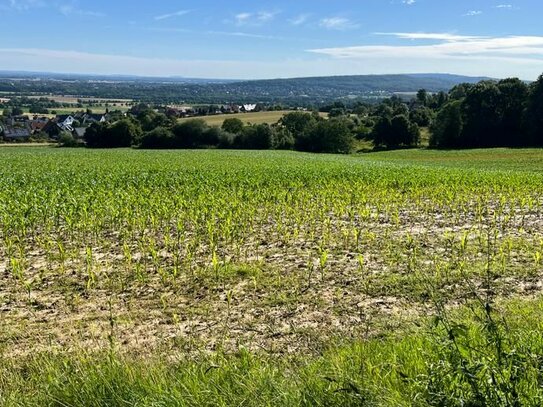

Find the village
[[0, 102, 260, 142], [0, 111, 109, 142]]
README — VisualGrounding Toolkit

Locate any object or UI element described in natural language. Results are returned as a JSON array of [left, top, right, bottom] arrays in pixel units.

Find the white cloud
[[289, 14, 310, 26], [234, 11, 279, 26], [154, 10, 190, 21], [205, 31, 284, 40], [464, 10, 483, 16], [234, 12, 252, 25], [256, 11, 277, 22], [310, 33, 543, 57], [319, 17, 359, 31], [496, 4, 513, 8], [402, 0, 416, 5], [376, 32, 485, 41], [59, 4, 104, 17], [1, 0, 45, 11]]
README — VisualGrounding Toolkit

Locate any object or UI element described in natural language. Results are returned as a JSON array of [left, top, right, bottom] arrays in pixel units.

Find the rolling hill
[[0, 71, 491, 105]]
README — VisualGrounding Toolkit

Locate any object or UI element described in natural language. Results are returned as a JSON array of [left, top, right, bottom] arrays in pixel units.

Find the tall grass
[[1, 297, 542, 406]]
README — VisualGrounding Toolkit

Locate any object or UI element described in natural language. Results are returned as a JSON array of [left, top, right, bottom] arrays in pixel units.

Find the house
[[42, 120, 63, 138], [72, 127, 87, 139], [56, 115, 75, 127], [222, 104, 241, 114], [7, 115, 30, 126], [1, 125, 32, 141], [29, 117, 49, 134], [243, 104, 257, 112], [165, 106, 194, 118], [79, 113, 108, 125]]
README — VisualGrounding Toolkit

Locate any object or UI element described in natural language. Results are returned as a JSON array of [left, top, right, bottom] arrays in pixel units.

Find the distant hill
[[228, 73, 491, 97], [0, 71, 493, 105]]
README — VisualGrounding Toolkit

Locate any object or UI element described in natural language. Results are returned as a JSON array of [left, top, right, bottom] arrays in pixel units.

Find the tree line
[[83, 107, 355, 154], [430, 75, 543, 148]]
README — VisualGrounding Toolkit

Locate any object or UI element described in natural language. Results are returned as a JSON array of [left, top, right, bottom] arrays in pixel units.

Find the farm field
[[178, 110, 327, 126], [1, 147, 543, 405], [21, 105, 131, 116], [50, 105, 131, 115]]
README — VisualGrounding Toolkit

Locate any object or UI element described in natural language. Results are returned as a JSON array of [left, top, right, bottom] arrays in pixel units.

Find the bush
[[302, 119, 354, 154], [171, 119, 209, 148], [139, 127, 174, 149], [58, 132, 81, 147], [271, 127, 295, 150], [236, 124, 273, 150]]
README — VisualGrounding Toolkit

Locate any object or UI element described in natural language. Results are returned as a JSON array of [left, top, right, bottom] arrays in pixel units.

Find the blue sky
[[0, 0, 542, 79]]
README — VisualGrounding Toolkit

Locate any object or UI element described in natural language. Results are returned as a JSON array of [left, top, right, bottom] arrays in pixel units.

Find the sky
[[0, 0, 542, 80]]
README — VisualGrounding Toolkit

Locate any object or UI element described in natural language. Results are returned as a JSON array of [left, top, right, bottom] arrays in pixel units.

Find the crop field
[[25, 95, 133, 104], [50, 105, 131, 115], [1, 147, 543, 405], [178, 110, 326, 126]]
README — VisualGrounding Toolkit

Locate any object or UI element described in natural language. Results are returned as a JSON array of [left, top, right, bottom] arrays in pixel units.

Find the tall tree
[[461, 81, 503, 147], [525, 75, 543, 146], [497, 78, 529, 146], [430, 101, 464, 148]]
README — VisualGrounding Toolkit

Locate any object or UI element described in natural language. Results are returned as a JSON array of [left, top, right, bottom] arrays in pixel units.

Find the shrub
[[58, 132, 81, 147], [138, 127, 174, 149]]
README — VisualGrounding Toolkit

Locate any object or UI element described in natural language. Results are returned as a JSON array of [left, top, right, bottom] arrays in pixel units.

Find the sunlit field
[[178, 110, 328, 126]]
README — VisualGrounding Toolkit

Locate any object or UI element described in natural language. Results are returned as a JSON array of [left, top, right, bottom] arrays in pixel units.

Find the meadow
[[1, 147, 542, 406], [177, 110, 327, 126]]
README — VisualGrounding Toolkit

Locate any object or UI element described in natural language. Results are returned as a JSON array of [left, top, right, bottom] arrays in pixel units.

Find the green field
[[1, 148, 543, 405], [178, 110, 326, 126]]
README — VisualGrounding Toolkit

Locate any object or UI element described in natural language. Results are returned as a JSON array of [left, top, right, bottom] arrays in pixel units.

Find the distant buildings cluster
[[0, 112, 109, 141], [165, 103, 258, 118]]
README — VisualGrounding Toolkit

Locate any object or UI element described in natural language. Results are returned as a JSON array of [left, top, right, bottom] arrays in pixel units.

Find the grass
[[2, 297, 543, 406], [0, 147, 542, 405], [178, 110, 327, 126]]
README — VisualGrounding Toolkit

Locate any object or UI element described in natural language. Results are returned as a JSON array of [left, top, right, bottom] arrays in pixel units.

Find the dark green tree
[[524, 75, 543, 146], [416, 89, 428, 106], [222, 118, 244, 134], [496, 78, 529, 146], [139, 127, 174, 149], [171, 119, 209, 148], [303, 118, 354, 153], [430, 101, 464, 148]]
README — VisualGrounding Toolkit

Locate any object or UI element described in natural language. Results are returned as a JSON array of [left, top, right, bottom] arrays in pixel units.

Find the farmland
[[178, 110, 327, 126], [1, 147, 543, 405]]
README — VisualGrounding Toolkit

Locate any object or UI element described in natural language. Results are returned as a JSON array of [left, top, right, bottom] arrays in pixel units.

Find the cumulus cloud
[[308, 33, 543, 62]]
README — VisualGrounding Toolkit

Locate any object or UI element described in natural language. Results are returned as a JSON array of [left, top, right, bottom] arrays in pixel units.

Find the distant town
[[0, 102, 264, 142]]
